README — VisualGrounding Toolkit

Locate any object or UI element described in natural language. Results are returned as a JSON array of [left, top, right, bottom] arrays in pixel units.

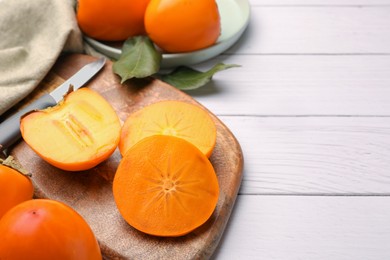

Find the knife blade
[[0, 57, 106, 155]]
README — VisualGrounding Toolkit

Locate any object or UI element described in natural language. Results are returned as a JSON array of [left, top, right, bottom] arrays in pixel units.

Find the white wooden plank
[[225, 6, 390, 54], [191, 55, 390, 116], [217, 116, 390, 195], [213, 195, 390, 260], [249, 0, 390, 6]]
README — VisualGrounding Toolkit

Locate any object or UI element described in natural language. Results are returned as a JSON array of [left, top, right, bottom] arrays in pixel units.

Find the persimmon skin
[[20, 88, 121, 171], [119, 100, 217, 158], [0, 199, 102, 260], [145, 0, 221, 53], [114, 135, 219, 237], [77, 0, 151, 41], [0, 165, 34, 219]]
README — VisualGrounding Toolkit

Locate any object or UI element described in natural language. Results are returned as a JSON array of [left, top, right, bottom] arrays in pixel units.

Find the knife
[[0, 57, 106, 155]]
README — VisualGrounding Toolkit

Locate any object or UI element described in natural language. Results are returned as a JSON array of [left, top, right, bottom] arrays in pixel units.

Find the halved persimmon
[[119, 100, 217, 158], [113, 135, 219, 237], [20, 88, 121, 171]]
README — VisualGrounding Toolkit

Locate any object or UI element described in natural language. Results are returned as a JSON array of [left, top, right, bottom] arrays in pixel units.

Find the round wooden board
[[10, 54, 243, 259]]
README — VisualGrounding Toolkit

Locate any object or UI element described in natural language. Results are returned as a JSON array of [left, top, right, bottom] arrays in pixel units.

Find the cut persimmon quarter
[[20, 88, 121, 171], [119, 100, 216, 157], [113, 135, 219, 237]]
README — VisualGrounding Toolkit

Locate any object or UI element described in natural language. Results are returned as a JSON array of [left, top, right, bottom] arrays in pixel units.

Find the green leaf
[[161, 63, 240, 90], [113, 36, 162, 83]]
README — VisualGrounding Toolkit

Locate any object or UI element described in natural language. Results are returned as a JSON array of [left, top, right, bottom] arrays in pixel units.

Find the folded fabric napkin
[[0, 0, 83, 116]]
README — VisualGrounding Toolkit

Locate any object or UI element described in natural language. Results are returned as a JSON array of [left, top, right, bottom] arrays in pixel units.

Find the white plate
[[84, 0, 250, 69]]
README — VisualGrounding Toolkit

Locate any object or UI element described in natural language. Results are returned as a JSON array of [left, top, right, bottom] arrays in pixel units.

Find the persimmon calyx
[[0, 156, 31, 177]]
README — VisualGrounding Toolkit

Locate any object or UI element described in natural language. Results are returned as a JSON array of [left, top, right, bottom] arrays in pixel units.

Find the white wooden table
[[191, 0, 390, 259]]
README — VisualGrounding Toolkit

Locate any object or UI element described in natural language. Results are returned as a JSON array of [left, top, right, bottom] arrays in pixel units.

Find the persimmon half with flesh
[[113, 135, 219, 237], [20, 88, 121, 171], [119, 100, 217, 158]]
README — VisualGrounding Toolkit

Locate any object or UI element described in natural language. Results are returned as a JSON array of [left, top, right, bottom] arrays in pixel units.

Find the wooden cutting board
[[9, 54, 243, 259]]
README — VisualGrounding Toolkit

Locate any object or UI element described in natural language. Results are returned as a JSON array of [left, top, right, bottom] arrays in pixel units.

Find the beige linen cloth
[[0, 0, 83, 116]]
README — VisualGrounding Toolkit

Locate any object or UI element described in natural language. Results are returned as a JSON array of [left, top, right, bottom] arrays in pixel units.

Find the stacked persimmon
[[76, 0, 221, 53], [0, 163, 102, 259], [114, 100, 219, 237], [16, 88, 219, 237]]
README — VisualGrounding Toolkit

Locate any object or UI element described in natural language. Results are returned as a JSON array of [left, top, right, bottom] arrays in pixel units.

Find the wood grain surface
[[228, 5, 390, 54], [9, 54, 243, 259]]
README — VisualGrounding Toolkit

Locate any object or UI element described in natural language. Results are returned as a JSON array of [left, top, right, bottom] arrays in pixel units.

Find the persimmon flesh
[[119, 100, 217, 158], [113, 135, 219, 237], [0, 164, 34, 219], [20, 88, 121, 171], [0, 199, 102, 260]]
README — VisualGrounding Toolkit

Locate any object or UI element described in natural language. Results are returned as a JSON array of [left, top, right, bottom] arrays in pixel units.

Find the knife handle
[[0, 94, 57, 154]]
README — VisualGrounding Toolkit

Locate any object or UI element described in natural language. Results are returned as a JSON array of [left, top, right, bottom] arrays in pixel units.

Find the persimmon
[[0, 164, 33, 219], [77, 0, 151, 41], [113, 135, 219, 237], [144, 0, 221, 53], [0, 199, 102, 260], [119, 100, 216, 158], [20, 88, 121, 171]]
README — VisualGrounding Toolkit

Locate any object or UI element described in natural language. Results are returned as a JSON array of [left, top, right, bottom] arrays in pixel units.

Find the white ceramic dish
[[84, 0, 250, 68]]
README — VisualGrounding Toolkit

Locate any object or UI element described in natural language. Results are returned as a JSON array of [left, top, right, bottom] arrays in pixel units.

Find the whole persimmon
[[77, 0, 151, 41], [144, 0, 221, 53], [0, 199, 102, 260], [0, 164, 34, 219]]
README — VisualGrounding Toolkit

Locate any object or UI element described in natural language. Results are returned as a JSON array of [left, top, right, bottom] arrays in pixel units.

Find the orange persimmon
[[20, 88, 121, 171], [144, 0, 221, 53], [0, 164, 34, 219], [113, 135, 219, 237], [0, 199, 102, 260], [77, 0, 151, 41], [119, 100, 216, 158]]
